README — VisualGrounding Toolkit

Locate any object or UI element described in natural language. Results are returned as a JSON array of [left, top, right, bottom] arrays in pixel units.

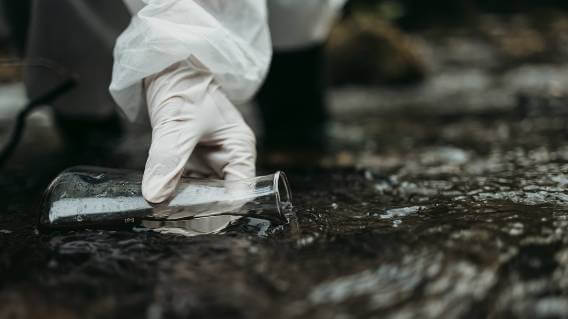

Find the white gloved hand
[[142, 61, 256, 204]]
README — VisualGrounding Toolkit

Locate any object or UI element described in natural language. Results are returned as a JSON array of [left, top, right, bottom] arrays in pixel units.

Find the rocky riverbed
[[1, 16, 568, 319]]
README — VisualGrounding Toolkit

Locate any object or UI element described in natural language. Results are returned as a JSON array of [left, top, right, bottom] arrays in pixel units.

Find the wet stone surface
[[2, 33, 568, 319]]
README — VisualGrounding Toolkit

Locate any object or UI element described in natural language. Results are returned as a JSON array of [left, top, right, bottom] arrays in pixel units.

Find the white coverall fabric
[[25, 0, 131, 118], [110, 0, 272, 121]]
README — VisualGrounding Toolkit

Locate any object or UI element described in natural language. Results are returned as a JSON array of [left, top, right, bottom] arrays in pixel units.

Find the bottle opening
[[274, 171, 293, 215]]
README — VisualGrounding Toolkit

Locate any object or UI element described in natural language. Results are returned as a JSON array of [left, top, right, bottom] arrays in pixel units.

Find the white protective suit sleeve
[[110, 0, 272, 122]]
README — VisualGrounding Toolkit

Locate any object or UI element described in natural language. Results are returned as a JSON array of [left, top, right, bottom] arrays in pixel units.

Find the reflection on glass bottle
[[40, 166, 294, 235]]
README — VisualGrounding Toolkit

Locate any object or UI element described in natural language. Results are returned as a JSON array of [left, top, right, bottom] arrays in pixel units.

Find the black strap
[[0, 76, 77, 167]]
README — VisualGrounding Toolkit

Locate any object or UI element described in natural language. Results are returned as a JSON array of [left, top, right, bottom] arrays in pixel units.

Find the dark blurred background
[[1, 0, 568, 86], [1, 2, 568, 318], [329, 0, 568, 86]]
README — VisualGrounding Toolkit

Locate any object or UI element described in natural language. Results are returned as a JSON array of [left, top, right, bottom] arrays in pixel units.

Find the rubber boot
[[256, 44, 328, 151], [0, 0, 31, 55]]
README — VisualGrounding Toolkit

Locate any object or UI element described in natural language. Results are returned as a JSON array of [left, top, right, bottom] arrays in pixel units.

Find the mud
[[2, 16, 568, 319]]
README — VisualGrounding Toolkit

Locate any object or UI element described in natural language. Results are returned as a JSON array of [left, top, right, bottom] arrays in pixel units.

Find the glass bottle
[[40, 166, 293, 234]]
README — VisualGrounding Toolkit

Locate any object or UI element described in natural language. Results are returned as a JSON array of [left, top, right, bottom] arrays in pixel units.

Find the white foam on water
[[380, 206, 427, 219]]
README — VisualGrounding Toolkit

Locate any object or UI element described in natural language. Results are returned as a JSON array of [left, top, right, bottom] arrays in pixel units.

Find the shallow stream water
[[2, 28, 568, 318]]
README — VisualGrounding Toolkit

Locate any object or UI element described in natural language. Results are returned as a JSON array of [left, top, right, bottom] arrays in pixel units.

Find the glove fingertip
[[142, 172, 178, 204]]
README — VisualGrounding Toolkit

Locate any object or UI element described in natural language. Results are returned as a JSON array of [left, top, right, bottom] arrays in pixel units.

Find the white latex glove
[[142, 61, 256, 204]]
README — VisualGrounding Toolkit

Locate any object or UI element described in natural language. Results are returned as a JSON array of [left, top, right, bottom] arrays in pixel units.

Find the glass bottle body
[[40, 166, 292, 232]]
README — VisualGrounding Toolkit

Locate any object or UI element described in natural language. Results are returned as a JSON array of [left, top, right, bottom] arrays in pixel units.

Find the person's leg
[[25, 0, 131, 150], [26, 0, 130, 118], [257, 0, 347, 150], [256, 44, 328, 150], [0, 0, 31, 55]]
